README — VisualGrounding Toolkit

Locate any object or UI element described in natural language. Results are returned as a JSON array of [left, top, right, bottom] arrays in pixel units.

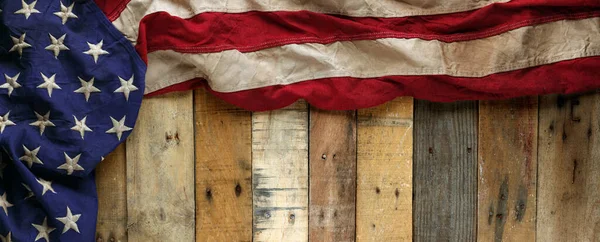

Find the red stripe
[[137, 3, 600, 54], [145, 56, 600, 111], [94, 0, 130, 21]]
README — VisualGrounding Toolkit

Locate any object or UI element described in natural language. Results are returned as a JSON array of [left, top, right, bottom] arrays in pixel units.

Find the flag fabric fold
[[97, 0, 600, 111], [0, 0, 145, 241]]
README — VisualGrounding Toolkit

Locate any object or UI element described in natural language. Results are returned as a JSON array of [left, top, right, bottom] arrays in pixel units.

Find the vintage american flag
[[1, 0, 600, 241], [95, 0, 600, 111]]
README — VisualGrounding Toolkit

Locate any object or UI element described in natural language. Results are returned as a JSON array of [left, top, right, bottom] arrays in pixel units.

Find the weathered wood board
[[356, 97, 414, 241], [309, 108, 357, 242], [413, 101, 478, 242], [95, 143, 127, 242], [252, 101, 309, 242], [125, 91, 196, 242], [478, 97, 538, 242], [194, 90, 253, 241], [537, 92, 600, 242]]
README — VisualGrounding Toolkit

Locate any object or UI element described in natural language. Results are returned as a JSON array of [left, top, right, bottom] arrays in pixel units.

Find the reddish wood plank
[[309, 108, 356, 242]]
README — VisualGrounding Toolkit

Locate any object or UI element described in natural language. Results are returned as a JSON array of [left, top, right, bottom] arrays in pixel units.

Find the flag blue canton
[[0, 0, 145, 241]]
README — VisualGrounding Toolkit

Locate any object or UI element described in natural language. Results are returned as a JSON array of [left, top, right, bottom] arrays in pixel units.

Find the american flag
[[95, 0, 600, 111], [0, 0, 144, 241]]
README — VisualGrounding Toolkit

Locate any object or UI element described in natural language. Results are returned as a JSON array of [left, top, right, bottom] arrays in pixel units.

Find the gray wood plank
[[413, 100, 478, 242]]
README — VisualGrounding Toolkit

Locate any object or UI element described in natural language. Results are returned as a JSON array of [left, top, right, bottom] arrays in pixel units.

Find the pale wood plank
[[194, 89, 253, 242], [309, 108, 356, 242], [413, 101, 478, 242], [537, 92, 600, 242], [478, 97, 538, 242], [356, 97, 413, 241], [126, 92, 195, 242], [252, 101, 309, 242], [96, 143, 128, 242]]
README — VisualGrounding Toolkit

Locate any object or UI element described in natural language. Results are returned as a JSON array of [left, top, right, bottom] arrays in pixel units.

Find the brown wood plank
[[413, 101, 478, 242], [356, 97, 413, 241], [309, 108, 356, 242], [252, 101, 309, 241], [194, 89, 253, 242], [477, 97, 538, 242], [126, 92, 195, 242], [96, 143, 127, 242], [537, 92, 600, 242]]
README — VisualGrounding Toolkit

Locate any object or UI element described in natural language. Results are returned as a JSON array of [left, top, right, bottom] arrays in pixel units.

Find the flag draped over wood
[[96, 0, 600, 111]]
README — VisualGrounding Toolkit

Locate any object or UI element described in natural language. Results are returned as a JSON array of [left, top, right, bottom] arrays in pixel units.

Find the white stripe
[[113, 0, 510, 43], [144, 17, 600, 94]]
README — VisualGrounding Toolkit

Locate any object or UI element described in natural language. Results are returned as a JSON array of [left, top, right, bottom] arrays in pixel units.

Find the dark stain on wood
[[395, 188, 400, 198], [288, 213, 296, 224], [159, 207, 166, 221], [515, 185, 527, 222], [557, 95, 566, 108], [588, 127, 593, 139], [205, 187, 213, 202], [375, 187, 381, 194], [165, 132, 180, 144], [495, 176, 509, 242], [428, 147, 433, 154], [237, 159, 251, 171], [235, 183, 242, 197], [549, 122, 555, 132], [571, 99, 581, 122]]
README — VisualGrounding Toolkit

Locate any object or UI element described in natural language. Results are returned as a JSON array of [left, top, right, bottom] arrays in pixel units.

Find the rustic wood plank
[[356, 97, 413, 241], [413, 101, 478, 242], [252, 101, 309, 242], [537, 92, 600, 242], [96, 143, 127, 242], [126, 91, 195, 242], [309, 108, 356, 242], [194, 89, 253, 242], [478, 97, 538, 242]]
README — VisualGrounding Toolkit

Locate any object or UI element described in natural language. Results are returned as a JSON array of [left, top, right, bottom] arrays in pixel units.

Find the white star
[[29, 111, 55, 135], [0, 73, 22, 97], [83, 40, 109, 63], [71, 116, 92, 139], [0, 192, 12, 215], [32, 217, 55, 242], [0, 111, 15, 133], [0, 231, 11, 242], [106, 116, 132, 141], [45, 34, 69, 58], [22, 183, 34, 199], [53, 2, 77, 24], [114, 75, 138, 101], [38, 73, 61, 97], [36, 178, 56, 195], [74, 77, 100, 101], [57, 152, 84, 175], [19, 145, 43, 168], [14, 0, 40, 20], [56, 206, 81, 234], [9, 33, 31, 56]]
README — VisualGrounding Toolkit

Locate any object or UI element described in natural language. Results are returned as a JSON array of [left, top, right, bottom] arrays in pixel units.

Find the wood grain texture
[[96, 143, 127, 242], [252, 101, 309, 242], [194, 90, 253, 242], [413, 101, 478, 242], [537, 92, 600, 242], [356, 97, 413, 241], [309, 108, 356, 242], [126, 92, 195, 242], [478, 97, 538, 242]]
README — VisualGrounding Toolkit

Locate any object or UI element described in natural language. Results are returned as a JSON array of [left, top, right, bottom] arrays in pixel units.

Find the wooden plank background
[[95, 89, 600, 242]]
